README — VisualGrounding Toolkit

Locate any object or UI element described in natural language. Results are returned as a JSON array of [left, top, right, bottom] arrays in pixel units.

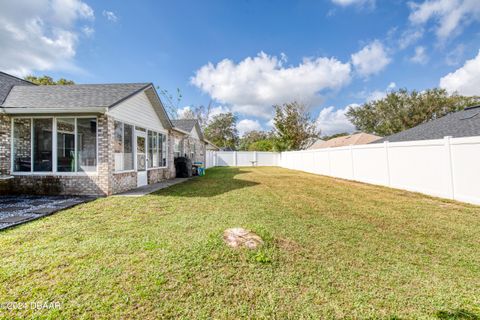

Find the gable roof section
[[143, 86, 173, 129], [1, 83, 150, 112], [373, 106, 480, 143], [0, 71, 34, 105], [171, 119, 204, 141]]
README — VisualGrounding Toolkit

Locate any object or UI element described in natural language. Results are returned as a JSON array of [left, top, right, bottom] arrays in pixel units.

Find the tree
[[158, 87, 183, 120], [238, 130, 269, 150], [178, 102, 213, 130], [346, 88, 480, 136], [25, 75, 75, 85], [248, 138, 275, 151], [272, 101, 320, 151], [204, 113, 239, 149]]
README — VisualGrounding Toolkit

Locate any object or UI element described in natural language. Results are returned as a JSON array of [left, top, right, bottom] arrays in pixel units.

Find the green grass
[[1, 167, 480, 319]]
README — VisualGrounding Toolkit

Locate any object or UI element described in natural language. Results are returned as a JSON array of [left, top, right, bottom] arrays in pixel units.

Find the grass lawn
[[1, 167, 480, 319]]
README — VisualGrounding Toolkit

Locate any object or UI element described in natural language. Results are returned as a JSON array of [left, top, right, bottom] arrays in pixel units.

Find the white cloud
[[191, 52, 351, 119], [331, 0, 375, 7], [408, 0, 480, 40], [410, 46, 429, 64], [351, 40, 391, 77], [316, 105, 356, 136], [398, 28, 424, 49], [0, 0, 94, 77], [82, 25, 94, 37], [440, 50, 480, 96], [366, 82, 397, 102], [237, 119, 262, 136], [102, 10, 118, 22], [445, 44, 466, 66]]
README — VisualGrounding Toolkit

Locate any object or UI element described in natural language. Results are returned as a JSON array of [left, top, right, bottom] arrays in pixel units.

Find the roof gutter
[[0, 107, 108, 114]]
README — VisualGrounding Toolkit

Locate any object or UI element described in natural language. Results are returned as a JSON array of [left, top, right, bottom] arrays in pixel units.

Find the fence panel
[[205, 137, 480, 205]]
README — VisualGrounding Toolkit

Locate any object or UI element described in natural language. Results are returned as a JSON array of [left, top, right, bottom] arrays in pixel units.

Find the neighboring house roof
[[171, 119, 197, 132], [0, 71, 34, 104], [171, 119, 205, 141], [307, 139, 325, 150], [373, 106, 480, 143], [312, 133, 381, 149], [2, 83, 150, 110]]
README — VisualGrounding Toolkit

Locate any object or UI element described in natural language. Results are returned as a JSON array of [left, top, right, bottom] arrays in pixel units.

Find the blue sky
[[1, 0, 479, 135]]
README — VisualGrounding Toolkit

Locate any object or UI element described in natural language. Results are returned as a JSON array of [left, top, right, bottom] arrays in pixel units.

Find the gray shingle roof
[[373, 106, 480, 143], [0, 71, 34, 104], [171, 119, 198, 132], [2, 83, 150, 109]]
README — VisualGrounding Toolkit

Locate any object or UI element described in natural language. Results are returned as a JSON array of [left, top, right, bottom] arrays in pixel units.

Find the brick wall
[[0, 115, 11, 175], [1, 114, 176, 196]]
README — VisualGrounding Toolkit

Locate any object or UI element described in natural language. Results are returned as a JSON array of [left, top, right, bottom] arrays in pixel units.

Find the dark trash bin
[[175, 157, 192, 178]]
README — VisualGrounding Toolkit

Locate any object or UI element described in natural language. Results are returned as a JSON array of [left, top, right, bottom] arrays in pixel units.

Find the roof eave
[[0, 106, 108, 114]]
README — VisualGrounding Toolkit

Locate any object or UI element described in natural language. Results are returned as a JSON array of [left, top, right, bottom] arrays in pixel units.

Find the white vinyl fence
[[206, 136, 480, 205], [206, 151, 280, 168], [280, 136, 480, 205]]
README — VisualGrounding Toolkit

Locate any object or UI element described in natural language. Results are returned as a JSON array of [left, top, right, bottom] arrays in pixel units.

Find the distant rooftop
[[373, 105, 480, 143]]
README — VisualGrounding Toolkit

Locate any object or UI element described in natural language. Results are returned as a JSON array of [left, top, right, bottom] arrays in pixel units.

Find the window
[[13, 118, 31, 172], [124, 124, 134, 170], [57, 118, 75, 172], [147, 130, 167, 168], [114, 121, 134, 171], [174, 137, 183, 158], [77, 118, 97, 172], [161, 134, 167, 166], [12, 117, 97, 173], [33, 118, 53, 172]]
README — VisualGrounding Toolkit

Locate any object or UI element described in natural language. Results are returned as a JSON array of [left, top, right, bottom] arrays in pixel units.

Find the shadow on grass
[[153, 167, 259, 198], [435, 309, 479, 320]]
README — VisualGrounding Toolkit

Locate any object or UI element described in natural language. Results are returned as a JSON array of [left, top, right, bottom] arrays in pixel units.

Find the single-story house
[[171, 119, 208, 164], [309, 133, 381, 149], [373, 105, 480, 143], [0, 71, 175, 196]]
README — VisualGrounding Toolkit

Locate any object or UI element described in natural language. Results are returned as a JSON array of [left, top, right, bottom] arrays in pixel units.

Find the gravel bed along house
[[0, 195, 96, 230]]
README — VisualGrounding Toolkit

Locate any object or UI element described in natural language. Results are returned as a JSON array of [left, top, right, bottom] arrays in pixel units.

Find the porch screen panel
[[33, 118, 53, 172], [13, 118, 31, 172], [124, 124, 134, 170], [114, 121, 123, 171], [77, 118, 97, 172], [57, 118, 75, 172], [147, 131, 156, 168]]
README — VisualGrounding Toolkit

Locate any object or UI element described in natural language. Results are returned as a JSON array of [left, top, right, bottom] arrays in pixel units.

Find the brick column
[[0, 115, 11, 175]]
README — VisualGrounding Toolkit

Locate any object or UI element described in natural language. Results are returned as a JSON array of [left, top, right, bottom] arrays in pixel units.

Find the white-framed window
[[174, 137, 183, 158], [147, 129, 167, 168], [114, 121, 134, 171], [12, 116, 98, 174]]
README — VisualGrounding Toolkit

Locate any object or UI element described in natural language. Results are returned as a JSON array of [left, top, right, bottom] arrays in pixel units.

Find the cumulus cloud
[[410, 46, 429, 64], [316, 105, 356, 136], [408, 0, 480, 40], [365, 82, 396, 102], [0, 0, 94, 77], [237, 119, 262, 136], [191, 52, 351, 119], [351, 40, 391, 77], [439, 50, 480, 96], [331, 0, 375, 7], [102, 10, 118, 22]]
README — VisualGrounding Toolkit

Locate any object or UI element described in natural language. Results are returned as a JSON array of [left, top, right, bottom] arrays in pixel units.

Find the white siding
[[190, 126, 200, 140], [108, 91, 166, 132]]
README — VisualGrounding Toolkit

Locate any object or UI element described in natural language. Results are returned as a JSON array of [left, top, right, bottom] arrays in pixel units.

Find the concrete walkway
[[114, 178, 191, 197]]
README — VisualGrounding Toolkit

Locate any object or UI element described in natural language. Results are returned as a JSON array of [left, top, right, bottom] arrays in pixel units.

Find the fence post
[[233, 151, 237, 166], [384, 141, 391, 187], [444, 136, 455, 200]]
